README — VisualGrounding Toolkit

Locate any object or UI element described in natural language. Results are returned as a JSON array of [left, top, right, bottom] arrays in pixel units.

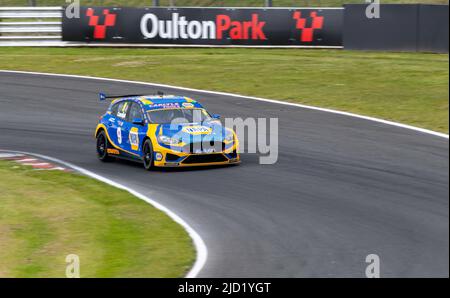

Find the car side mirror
[[212, 114, 221, 119], [132, 118, 145, 126]]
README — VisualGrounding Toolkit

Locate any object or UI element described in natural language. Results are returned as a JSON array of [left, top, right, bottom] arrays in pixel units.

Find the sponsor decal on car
[[182, 102, 195, 108], [182, 126, 212, 135], [107, 148, 120, 155], [150, 103, 181, 109], [129, 127, 140, 151], [193, 148, 217, 154], [117, 102, 129, 119]]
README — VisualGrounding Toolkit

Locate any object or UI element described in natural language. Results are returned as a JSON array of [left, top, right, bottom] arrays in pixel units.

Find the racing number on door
[[115, 101, 129, 145], [117, 127, 122, 144]]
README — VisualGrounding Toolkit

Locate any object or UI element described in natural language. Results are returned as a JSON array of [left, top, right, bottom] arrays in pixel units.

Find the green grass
[[1, 0, 449, 7], [0, 47, 447, 133], [0, 160, 195, 277]]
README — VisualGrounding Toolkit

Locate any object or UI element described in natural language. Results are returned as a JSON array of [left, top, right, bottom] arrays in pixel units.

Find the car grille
[[165, 153, 180, 162], [182, 141, 225, 154], [182, 154, 228, 164]]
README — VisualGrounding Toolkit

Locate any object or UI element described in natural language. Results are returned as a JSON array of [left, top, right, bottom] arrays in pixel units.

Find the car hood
[[157, 121, 230, 143]]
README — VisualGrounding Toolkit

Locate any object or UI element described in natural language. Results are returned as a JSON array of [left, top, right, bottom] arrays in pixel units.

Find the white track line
[[0, 150, 207, 278], [0, 153, 24, 158], [49, 167, 66, 170], [0, 70, 448, 139]]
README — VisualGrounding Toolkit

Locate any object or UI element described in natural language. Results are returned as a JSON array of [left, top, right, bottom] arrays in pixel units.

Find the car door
[[125, 102, 147, 156], [104, 102, 119, 145], [110, 100, 130, 152]]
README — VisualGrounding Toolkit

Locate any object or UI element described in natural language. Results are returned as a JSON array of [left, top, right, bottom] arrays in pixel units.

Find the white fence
[[0, 7, 63, 46]]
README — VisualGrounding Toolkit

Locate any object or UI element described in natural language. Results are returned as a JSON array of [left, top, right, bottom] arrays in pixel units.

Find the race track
[[0, 72, 448, 277]]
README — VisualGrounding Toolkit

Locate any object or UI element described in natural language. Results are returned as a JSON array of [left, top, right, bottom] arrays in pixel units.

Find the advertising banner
[[62, 7, 343, 47]]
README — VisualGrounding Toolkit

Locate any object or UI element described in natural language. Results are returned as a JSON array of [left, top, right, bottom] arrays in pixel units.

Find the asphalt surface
[[0, 72, 448, 277]]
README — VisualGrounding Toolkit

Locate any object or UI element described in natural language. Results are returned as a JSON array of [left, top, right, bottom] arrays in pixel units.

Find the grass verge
[[0, 47, 448, 133], [0, 160, 195, 277]]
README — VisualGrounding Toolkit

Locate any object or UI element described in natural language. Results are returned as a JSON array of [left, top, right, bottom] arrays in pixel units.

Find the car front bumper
[[152, 142, 240, 167]]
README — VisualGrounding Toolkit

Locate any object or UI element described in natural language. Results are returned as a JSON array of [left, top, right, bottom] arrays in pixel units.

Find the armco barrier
[[62, 7, 344, 47], [343, 4, 449, 53], [0, 7, 62, 45]]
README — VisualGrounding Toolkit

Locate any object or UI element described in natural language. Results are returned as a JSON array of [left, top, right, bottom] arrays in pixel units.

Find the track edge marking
[[0, 149, 208, 278]]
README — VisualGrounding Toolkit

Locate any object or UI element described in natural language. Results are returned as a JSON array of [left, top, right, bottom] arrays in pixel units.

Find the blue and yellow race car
[[95, 93, 240, 170]]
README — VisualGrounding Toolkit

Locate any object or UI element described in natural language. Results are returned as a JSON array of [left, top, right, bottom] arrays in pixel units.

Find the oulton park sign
[[62, 7, 344, 47]]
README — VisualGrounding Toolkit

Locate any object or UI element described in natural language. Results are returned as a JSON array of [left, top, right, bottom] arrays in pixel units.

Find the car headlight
[[158, 135, 181, 145]]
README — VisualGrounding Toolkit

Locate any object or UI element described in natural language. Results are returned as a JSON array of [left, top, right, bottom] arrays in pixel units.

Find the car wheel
[[96, 131, 113, 162], [142, 139, 154, 171]]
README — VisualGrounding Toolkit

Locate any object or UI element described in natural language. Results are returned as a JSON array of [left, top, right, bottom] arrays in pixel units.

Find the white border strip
[[0, 70, 447, 139], [0, 6, 343, 10], [0, 43, 344, 49], [152, 6, 344, 9], [0, 149, 207, 278]]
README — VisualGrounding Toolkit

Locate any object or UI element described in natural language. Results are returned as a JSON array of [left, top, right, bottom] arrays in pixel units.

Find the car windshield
[[147, 108, 212, 124]]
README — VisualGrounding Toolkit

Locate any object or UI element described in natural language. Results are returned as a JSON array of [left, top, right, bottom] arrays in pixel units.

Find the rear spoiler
[[99, 92, 144, 101], [99, 91, 165, 101]]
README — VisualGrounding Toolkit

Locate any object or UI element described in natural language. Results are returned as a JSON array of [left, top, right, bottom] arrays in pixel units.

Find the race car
[[94, 93, 240, 170]]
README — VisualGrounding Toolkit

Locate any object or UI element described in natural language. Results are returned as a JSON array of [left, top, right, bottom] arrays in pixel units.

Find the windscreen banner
[[62, 7, 343, 47]]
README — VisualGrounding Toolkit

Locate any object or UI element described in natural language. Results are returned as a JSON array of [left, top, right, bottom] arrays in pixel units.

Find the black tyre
[[142, 139, 154, 171], [96, 130, 114, 162]]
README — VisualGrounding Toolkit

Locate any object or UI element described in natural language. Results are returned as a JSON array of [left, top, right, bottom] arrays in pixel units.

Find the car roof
[[112, 95, 204, 111]]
